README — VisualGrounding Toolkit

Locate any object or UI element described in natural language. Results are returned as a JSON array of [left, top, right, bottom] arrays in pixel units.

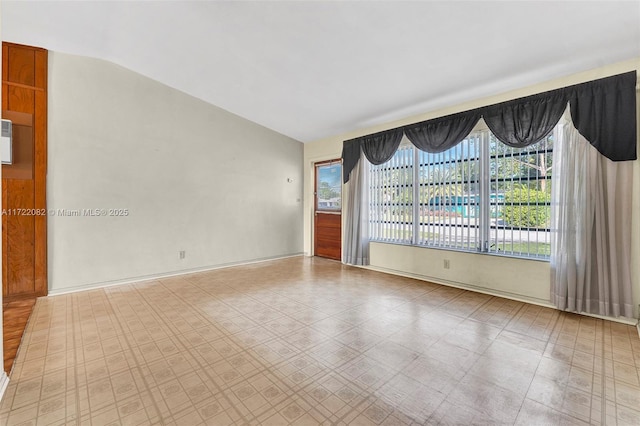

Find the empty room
[[0, 1, 639, 425]]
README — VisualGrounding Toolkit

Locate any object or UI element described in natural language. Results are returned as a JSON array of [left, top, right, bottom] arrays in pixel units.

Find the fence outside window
[[369, 124, 554, 259]]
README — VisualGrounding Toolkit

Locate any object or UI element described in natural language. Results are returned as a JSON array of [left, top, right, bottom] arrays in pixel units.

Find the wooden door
[[314, 160, 342, 261], [2, 43, 48, 301]]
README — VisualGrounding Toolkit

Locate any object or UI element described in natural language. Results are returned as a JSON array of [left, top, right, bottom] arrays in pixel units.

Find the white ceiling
[[2, 1, 639, 142]]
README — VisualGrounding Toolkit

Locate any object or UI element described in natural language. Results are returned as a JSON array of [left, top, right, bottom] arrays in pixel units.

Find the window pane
[[487, 133, 552, 258], [366, 123, 555, 260], [316, 163, 342, 211], [417, 135, 480, 251], [369, 145, 413, 243]]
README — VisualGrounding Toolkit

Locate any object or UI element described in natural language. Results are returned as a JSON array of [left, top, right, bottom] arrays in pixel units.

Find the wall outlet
[[179, 250, 186, 260], [443, 259, 450, 269]]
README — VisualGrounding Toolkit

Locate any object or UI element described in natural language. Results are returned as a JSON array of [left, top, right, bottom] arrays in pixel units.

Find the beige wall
[[369, 243, 551, 305], [48, 52, 304, 293], [304, 58, 640, 318]]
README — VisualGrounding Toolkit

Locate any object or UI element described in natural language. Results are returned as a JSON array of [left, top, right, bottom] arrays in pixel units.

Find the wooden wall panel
[[1, 84, 7, 111], [314, 213, 341, 261], [34, 51, 47, 90], [2, 183, 7, 294], [5, 180, 35, 296], [2, 45, 8, 82], [2, 42, 47, 301], [7, 86, 34, 115], [6, 46, 35, 87], [34, 89, 47, 294], [3, 121, 34, 180]]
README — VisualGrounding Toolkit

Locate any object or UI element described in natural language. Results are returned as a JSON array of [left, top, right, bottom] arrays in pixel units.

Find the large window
[[369, 122, 554, 259]]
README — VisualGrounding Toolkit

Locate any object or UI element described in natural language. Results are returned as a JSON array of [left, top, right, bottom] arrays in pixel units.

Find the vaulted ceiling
[[3, 1, 639, 142]]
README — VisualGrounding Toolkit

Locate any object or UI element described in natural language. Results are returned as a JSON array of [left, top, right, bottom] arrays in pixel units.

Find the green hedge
[[503, 186, 550, 228]]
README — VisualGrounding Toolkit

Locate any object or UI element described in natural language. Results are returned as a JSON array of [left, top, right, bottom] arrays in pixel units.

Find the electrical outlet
[[443, 259, 450, 269], [179, 250, 186, 260]]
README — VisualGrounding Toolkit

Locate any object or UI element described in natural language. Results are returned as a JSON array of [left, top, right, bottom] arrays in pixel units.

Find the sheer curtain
[[340, 72, 636, 317], [343, 154, 370, 265], [551, 114, 634, 318]]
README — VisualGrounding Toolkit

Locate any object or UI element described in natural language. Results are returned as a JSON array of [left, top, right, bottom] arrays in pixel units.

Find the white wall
[[369, 243, 551, 305], [304, 58, 640, 318], [48, 52, 303, 293]]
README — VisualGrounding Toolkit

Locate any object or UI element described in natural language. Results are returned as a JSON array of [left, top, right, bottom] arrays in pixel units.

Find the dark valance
[[569, 72, 637, 161], [342, 71, 637, 183], [341, 139, 361, 184], [404, 110, 481, 153], [484, 89, 567, 148], [361, 129, 404, 165]]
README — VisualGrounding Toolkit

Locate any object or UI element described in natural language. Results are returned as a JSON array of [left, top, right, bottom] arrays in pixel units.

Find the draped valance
[[342, 71, 637, 183]]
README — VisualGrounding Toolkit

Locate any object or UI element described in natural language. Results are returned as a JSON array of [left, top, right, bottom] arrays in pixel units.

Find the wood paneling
[[6, 46, 35, 87], [3, 298, 36, 373], [2, 43, 48, 306], [315, 212, 341, 260], [7, 86, 35, 114], [34, 52, 47, 90], [5, 180, 36, 295], [3, 120, 34, 180], [34, 88, 48, 295]]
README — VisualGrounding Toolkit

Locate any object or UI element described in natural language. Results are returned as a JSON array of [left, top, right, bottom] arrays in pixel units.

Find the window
[[316, 162, 342, 211], [368, 121, 554, 259], [369, 144, 414, 243]]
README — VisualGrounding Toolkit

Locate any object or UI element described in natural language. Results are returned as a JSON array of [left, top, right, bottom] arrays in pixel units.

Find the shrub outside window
[[369, 123, 554, 259]]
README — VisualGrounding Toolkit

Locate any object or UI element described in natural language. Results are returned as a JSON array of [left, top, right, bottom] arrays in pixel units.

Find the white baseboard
[[0, 372, 9, 403], [48, 253, 304, 296], [364, 264, 554, 308], [574, 311, 637, 326], [360, 264, 638, 326]]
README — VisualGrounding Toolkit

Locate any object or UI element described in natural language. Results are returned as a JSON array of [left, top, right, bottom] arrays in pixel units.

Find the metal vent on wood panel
[[1, 119, 13, 164], [1, 119, 11, 137]]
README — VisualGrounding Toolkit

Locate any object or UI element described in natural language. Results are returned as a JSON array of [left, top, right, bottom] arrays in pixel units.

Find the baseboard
[[360, 264, 638, 326], [363, 264, 554, 308], [574, 311, 637, 326], [48, 253, 304, 296], [0, 372, 9, 403]]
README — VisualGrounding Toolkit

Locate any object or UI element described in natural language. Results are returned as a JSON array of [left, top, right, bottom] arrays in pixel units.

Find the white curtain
[[551, 114, 634, 318], [343, 155, 370, 265]]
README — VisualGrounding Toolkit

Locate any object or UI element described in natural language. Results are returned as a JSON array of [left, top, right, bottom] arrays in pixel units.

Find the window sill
[[369, 240, 550, 263]]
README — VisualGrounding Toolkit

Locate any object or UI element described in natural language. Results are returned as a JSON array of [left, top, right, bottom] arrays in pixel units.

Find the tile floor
[[1, 256, 639, 425]]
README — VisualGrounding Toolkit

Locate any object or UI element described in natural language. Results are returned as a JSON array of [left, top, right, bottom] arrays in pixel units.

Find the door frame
[[313, 159, 342, 260]]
